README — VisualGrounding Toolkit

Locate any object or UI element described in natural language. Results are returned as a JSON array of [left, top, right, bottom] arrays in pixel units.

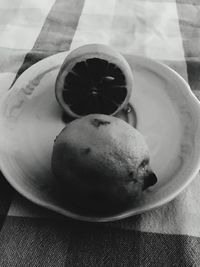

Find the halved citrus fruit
[[55, 44, 133, 118]]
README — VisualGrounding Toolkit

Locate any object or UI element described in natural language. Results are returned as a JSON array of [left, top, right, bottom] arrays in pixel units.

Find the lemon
[[55, 44, 133, 118], [52, 114, 157, 214]]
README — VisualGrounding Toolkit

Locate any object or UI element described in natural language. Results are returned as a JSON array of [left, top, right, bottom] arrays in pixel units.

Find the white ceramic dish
[[0, 51, 200, 222]]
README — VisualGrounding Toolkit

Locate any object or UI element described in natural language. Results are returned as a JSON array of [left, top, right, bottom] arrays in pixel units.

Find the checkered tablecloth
[[0, 0, 200, 266]]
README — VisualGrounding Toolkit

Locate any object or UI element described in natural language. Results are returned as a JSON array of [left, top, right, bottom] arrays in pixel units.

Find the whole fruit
[[51, 114, 157, 214]]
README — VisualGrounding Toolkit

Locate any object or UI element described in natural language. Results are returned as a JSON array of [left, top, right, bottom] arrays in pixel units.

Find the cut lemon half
[[55, 44, 133, 118]]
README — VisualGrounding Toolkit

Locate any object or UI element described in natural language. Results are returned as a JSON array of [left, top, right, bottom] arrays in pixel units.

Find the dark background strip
[[0, 0, 85, 229], [0, 173, 14, 231], [176, 0, 200, 92], [11, 0, 85, 86]]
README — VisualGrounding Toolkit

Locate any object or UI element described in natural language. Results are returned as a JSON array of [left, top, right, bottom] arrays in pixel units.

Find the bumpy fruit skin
[[52, 114, 157, 214], [55, 44, 133, 118]]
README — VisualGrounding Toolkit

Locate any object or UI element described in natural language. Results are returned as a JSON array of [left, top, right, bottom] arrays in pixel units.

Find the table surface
[[0, 0, 200, 266]]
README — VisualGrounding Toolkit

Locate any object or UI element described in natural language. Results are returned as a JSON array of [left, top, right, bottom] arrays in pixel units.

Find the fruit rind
[[52, 114, 157, 214], [55, 44, 133, 118]]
